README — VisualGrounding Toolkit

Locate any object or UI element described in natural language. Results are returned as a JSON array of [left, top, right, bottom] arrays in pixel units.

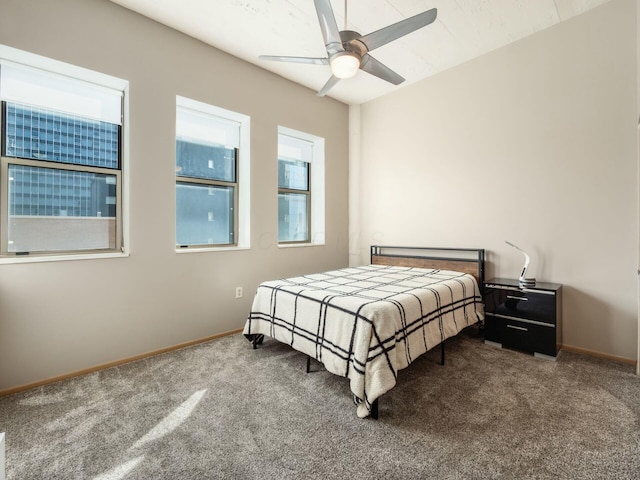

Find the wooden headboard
[[370, 245, 485, 287]]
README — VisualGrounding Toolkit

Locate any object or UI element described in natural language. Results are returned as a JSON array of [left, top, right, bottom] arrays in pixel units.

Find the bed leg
[[440, 341, 445, 366], [251, 334, 264, 349], [306, 355, 311, 373], [371, 399, 379, 420]]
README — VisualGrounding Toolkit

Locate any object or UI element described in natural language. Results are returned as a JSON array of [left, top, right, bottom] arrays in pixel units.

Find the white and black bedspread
[[243, 264, 484, 417]]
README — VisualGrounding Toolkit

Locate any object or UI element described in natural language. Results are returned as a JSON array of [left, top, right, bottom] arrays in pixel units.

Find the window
[[277, 127, 324, 245], [0, 52, 126, 258], [175, 97, 250, 249]]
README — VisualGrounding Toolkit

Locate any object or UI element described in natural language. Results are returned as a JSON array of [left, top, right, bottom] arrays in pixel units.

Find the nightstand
[[483, 278, 562, 360]]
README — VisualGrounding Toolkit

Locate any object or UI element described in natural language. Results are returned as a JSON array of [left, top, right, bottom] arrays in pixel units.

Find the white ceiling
[[108, 0, 612, 105]]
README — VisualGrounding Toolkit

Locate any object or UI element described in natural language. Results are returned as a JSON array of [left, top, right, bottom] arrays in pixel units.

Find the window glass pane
[[278, 159, 308, 191], [176, 183, 234, 246], [278, 192, 308, 242], [176, 140, 235, 182], [4, 102, 119, 169], [7, 164, 117, 252]]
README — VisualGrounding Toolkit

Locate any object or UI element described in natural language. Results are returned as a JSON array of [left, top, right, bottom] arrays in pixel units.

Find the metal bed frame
[[250, 245, 485, 419]]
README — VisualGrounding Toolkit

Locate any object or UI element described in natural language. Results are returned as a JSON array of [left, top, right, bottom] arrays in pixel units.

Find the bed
[[243, 245, 485, 418]]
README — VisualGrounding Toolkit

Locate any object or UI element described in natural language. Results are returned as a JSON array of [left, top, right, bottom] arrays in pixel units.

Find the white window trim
[[0, 44, 130, 265], [277, 126, 325, 247], [175, 96, 250, 251]]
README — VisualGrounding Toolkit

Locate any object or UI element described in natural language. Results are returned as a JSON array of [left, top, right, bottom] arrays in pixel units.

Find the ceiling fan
[[259, 0, 437, 97]]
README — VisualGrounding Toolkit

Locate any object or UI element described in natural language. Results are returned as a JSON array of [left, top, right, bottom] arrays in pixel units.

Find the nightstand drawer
[[485, 288, 556, 324], [487, 314, 557, 357]]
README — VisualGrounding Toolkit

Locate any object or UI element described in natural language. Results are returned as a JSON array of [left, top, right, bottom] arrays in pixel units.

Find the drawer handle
[[506, 295, 527, 301], [506, 324, 528, 332]]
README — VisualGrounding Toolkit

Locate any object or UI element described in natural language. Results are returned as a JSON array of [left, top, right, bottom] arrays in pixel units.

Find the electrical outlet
[[235, 287, 243, 298]]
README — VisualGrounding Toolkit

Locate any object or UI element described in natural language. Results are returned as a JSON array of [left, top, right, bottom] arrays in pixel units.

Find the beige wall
[[0, 0, 349, 391], [355, 0, 638, 360]]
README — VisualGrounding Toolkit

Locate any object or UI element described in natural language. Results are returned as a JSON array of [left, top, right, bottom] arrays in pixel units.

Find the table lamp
[[505, 241, 536, 287]]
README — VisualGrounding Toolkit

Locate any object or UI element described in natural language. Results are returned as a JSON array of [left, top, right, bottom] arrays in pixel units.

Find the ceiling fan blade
[[259, 55, 329, 65], [314, 0, 345, 55], [357, 8, 437, 52], [360, 54, 405, 85], [316, 75, 341, 97]]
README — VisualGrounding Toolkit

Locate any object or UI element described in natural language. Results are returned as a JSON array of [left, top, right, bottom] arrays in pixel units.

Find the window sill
[[175, 245, 250, 254], [278, 242, 325, 249], [0, 251, 129, 265]]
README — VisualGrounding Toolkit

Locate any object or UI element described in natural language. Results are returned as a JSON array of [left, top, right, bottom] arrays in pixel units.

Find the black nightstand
[[484, 278, 562, 360]]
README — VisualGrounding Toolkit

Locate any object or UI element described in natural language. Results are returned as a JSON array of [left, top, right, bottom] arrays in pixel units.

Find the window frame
[[277, 153, 311, 244], [0, 46, 128, 262], [277, 126, 325, 247], [175, 149, 239, 248], [0, 154, 123, 256], [175, 96, 250, 252]]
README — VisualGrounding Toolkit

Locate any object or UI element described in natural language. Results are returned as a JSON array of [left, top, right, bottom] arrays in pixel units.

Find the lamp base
[[519, 277, 536, 288]]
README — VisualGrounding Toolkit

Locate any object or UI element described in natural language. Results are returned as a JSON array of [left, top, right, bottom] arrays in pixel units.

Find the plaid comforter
[[243, 265, 484, 417]]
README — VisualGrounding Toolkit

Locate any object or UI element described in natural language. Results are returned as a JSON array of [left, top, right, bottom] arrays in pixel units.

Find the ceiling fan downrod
[[344, 0, 348, 30]]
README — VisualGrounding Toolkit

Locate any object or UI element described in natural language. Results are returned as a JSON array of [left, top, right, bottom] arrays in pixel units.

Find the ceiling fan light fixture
[[330, 52, 360, 79]]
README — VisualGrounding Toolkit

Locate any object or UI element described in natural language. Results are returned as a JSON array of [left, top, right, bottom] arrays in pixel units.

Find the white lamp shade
[[330, 53, 360, 79]]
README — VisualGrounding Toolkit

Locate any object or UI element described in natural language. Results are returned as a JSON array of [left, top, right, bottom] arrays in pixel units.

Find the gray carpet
[[1, 328, 639, 479]]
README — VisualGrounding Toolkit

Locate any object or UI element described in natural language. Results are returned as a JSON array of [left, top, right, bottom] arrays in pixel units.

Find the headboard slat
[[370, 246, 485, 288]]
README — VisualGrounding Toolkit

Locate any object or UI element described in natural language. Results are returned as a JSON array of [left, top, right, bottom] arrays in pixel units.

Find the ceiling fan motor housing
[[339, 30, 367, 59]]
